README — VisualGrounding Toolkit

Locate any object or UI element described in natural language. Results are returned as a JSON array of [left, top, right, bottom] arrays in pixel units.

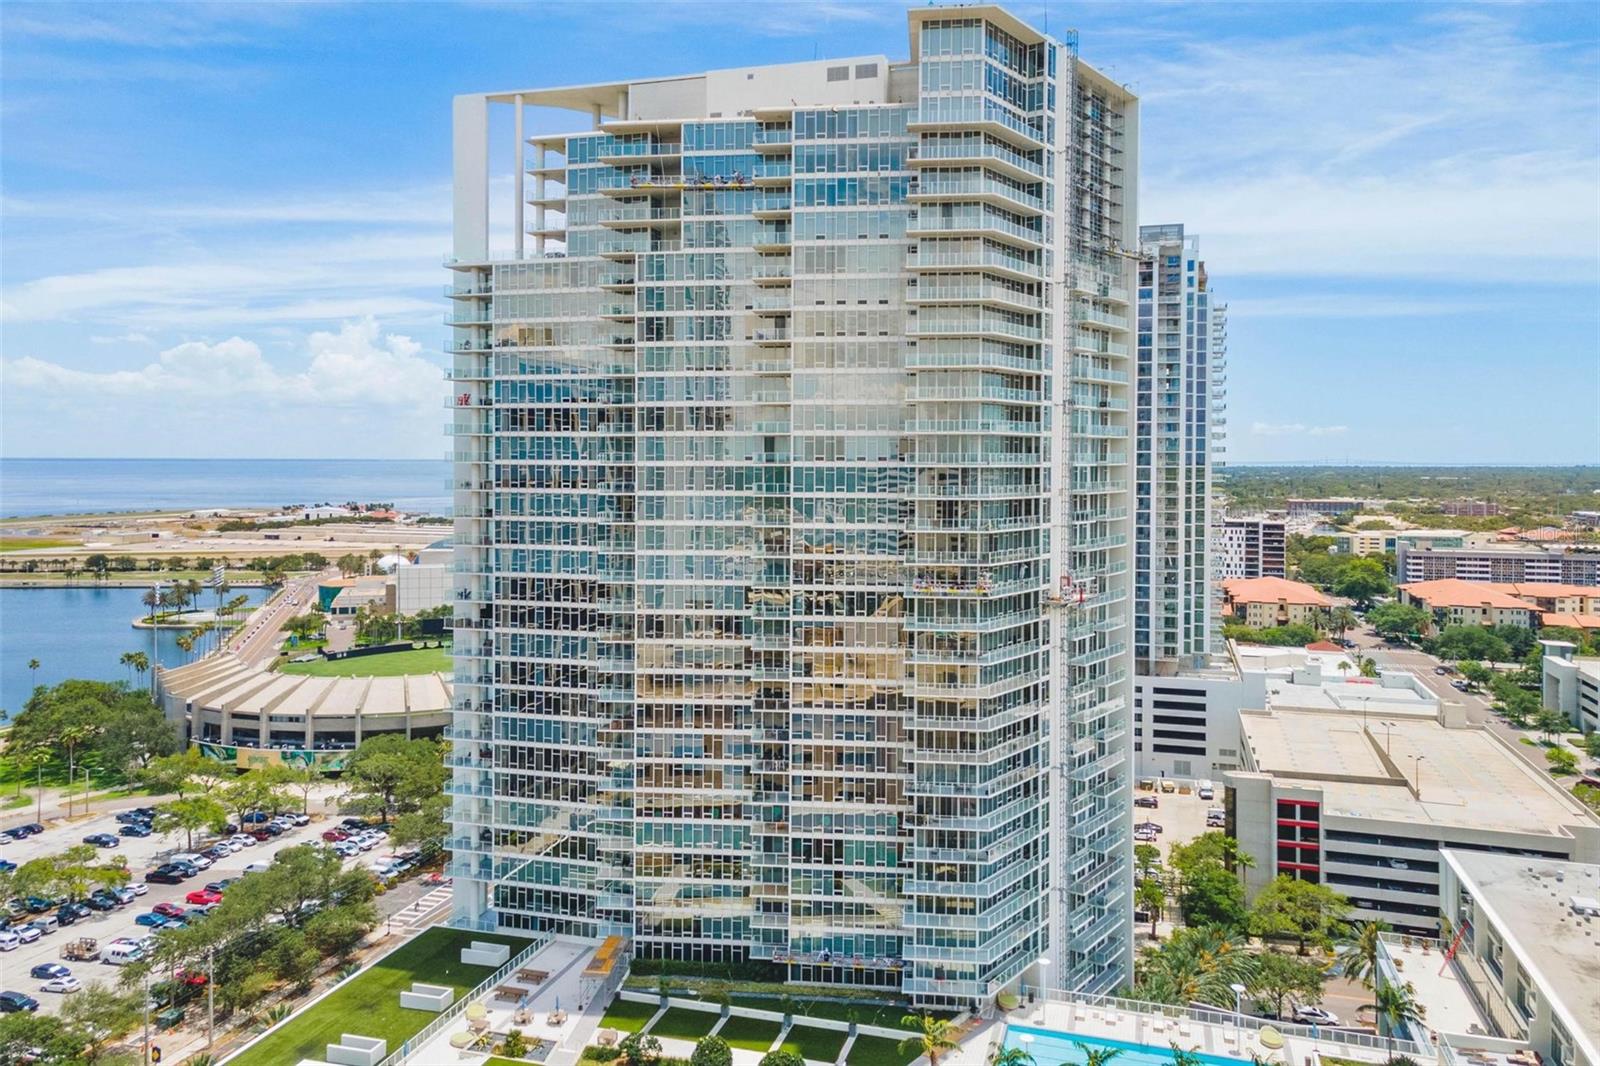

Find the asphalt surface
[[0, 791, 415, 1017], [226, 572, 326, 667]]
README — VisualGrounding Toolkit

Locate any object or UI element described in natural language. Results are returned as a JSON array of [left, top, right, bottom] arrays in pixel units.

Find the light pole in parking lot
[[1410, 755, 1425, 796]]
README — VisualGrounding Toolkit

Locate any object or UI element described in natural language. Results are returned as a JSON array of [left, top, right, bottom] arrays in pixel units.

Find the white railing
[[376, 933, 552, 1066], [1026, 987, 1436, 1060]]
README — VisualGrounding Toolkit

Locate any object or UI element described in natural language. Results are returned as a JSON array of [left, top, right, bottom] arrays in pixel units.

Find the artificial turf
[[228, 928, 528, 1066], [716, 1014, 783, 1052], [648, 1007, 719, 1041], [598, 997, 660, 1034], [779, 1024, 850, 1064], [845, 1034, 920, 1066]]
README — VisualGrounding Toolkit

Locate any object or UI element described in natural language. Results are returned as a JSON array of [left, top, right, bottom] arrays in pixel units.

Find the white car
[[1197, 786, 1215, 800], [16, 925, 42, 944], [41, 976, 83, 994], [0, 930, 19, 951], [230, 834, 258, 848], [1294, 1006, 1339, 1026], [129, 883, 148, 896], [335, 842, 360, 858]]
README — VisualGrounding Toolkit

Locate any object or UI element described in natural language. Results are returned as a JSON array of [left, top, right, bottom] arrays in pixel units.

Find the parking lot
[[0, 805, 407, 1016], [1133, 777, 1222, 862]]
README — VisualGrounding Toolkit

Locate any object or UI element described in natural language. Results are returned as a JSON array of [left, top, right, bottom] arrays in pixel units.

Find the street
[[225, 571, 326, 667], [0, 785, 425, 1018]]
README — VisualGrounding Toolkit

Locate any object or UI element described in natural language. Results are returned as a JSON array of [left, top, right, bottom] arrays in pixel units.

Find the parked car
[[322, 829, 349, 842], [16, 925, 43, 944], [1293, 1006, 1339, 1026], [82, 834, 119, 848], [55, 904, 90, 926], [0, 991, 40, 1013], [1134, 795, 1159, 809], [19, 898, 52, 914], [203, 879, 236, 894], [28, 964, 67, 981], [83, 894, 117, 912], [134, 913, 171, 928], [1197, 786, 1215, 801], [41, 976, 82, 994], [0, 930, 19, 951], [185, 890, 223, 906], [289, 813, 311, 827], [144, 868, 184, 886], [26, 917, 58, 937], [169, 861, 201, 878], [229, 834, 258, 848], [115, 812, 150, 825], [118, 824, 153, 838], [152, 902, 187, 919], [241, 812, 270, 824], [1134, 821, 1162, 835]]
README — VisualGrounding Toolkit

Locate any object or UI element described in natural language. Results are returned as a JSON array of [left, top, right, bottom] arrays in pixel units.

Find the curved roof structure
[[158, 654, 452, 719]]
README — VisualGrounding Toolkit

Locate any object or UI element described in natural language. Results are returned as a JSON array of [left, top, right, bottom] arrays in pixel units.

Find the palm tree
[[1374, 980, 1426, 1055], [992, 1048, 1036, 1066], [1170, 1045, 1203, 1066], [899, 1013, 961, 1066], [27, 658, 41, 686], [142, 587, 161, 622], [177, 633, 196, 663], [60, 722, 99, 818], [127, 651, 150, 689], [1336, 919, 1390, 991], [1330, 606, 1357, 640], [1076, 1043, 1125, 1066], [1336, 661, 1352, 679]]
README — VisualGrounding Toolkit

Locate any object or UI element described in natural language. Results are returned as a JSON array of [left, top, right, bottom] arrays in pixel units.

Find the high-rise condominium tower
[[446, 3, 1138, 1007], [1133, 225, 1226, 675]]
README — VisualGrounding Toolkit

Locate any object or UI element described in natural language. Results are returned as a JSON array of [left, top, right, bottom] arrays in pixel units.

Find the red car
[[176, 969, 209, 987], [249, 829, 273, 841], [152, 902, 187, 919], [322, 829, 349, 842], [185, 889, 223, 906]]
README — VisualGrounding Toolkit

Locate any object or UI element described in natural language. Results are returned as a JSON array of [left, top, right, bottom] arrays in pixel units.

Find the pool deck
[[1004, 999, 1402, 1066]]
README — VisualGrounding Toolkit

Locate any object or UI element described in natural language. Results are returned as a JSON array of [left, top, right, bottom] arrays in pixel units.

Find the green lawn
[[228, 928, 529, 1066], [846, 1035, 919, 1066], [780, 1025, 850, 1064], [279, 645, 452, 677], [0, 538, 77, 552], [716, 1015, 782, 1052], [728, 996, 925, 1030], [649, 1007, 719, 1041], [599, 997, 659, 1034]]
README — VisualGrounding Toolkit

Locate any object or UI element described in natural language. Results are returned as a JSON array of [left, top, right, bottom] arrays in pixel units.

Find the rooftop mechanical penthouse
[[446, 3, 1139, 1008]]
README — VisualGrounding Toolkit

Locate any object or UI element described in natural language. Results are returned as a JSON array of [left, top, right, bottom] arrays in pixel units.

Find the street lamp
[[1380, 721, 1394, 755], [1410, 755, 1426, 795], [1230, 982, 1247, 1043]]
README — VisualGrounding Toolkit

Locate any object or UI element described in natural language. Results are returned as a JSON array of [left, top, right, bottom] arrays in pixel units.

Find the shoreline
[[0, 578, 271, 589]]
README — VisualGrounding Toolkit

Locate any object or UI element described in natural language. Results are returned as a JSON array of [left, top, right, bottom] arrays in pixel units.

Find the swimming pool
[[1003, 1026, 1249, 1066]]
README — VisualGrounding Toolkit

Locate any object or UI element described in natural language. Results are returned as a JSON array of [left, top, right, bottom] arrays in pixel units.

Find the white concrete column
[[452, 95, 490, 261], [591, 103, 603, 129], [534, 145, 547, 256], [513, 94, 525, 260]]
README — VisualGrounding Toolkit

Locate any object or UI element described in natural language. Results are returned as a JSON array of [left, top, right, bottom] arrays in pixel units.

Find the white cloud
[[1134, 9, 1600, 284], [89, 332, 154, 346], [0, 232, 447, 328], [2, 319, 445, 411], [1250, 423, 1350, 438]]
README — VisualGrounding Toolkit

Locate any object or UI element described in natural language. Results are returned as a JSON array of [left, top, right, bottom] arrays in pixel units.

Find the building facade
[[446, 3, 1138, 1007], [1217, 516, 1285, 578], [1541, 642, 1600, 734], [1226, 705, 1600, 937], [1221, 576, 1331, 629], [1396, 542, 1600, 585], [1132, 224, 1224, 674]]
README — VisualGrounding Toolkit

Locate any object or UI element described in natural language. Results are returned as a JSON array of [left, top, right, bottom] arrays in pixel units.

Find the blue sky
[[1, 1, 1596, 463]]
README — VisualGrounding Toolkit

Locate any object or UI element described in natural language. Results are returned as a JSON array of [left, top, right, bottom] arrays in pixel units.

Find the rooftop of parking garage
[[1236, 709, 1598, 837]]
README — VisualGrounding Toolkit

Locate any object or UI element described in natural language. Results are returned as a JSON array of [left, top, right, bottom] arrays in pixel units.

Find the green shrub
[[691, 1037, 732, 1066], [581, 1049, 622, 1063], [760, 1053, 806, 1066]]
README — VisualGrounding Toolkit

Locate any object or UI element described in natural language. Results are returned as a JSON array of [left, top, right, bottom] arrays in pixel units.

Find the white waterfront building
[[445, 3, 1139, 1008]]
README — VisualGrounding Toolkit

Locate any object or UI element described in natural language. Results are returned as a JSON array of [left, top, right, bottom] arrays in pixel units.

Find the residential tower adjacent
[[446, 3, 1139, 1008]]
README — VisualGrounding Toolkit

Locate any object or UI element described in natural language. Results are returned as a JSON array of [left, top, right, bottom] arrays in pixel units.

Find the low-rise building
[[1226, 702, 1600, 936], [1135, 642, 1437, 784], [1222, 576, 1332, 628], [1334, 529, 1474, 557], [1397, 541, 1600, 585], [1377, 850, 1599, 1066], [1398, 579, 1540, 634], [394, 539, 452, 614], [1439, 499, 1502, 517], [155, 654, 451, 762], [1218, 517, 1287, 578], [1542, 642, 1600, 734], [1288, 497, 1373, 519]]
